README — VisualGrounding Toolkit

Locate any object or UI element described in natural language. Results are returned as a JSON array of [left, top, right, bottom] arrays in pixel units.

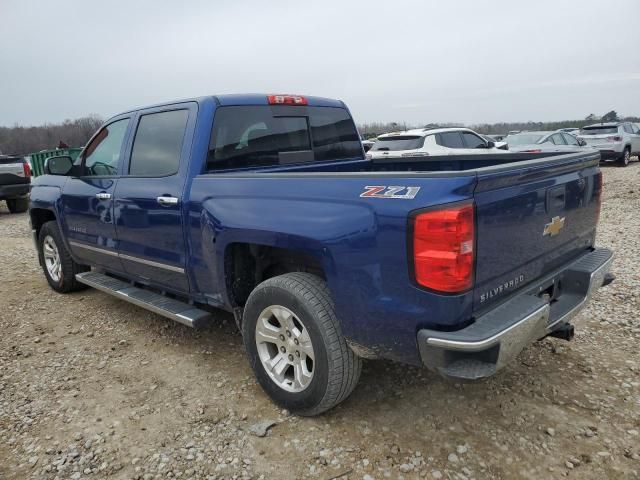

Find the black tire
[[6, 197, 28, 213], [619, 147, 631, 167], [242, 273, 361, 416], [38, 221, 89, 293]]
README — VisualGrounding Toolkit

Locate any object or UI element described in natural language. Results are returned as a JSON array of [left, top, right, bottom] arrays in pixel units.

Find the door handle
[[157, 196, 179, 206], [95, 192, 111, 200]]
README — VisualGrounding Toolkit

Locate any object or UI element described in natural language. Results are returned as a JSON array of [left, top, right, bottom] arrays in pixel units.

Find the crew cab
[[30, 94, 613, 415], [0, 155, 31, 213]]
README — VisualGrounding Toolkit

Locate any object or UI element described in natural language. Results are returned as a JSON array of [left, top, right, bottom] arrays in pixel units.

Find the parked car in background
[[0, 155, 31, 213], [578, 122, 640, 166], [369, 127, 505, 159], [505, 131, 588, 154]]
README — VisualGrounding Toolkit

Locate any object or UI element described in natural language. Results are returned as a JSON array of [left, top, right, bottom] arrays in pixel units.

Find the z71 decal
[[360, 186, 421, 199]]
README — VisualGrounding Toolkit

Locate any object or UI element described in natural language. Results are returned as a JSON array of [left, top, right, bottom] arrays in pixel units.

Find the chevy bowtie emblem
[[543, 216, 565, 236]]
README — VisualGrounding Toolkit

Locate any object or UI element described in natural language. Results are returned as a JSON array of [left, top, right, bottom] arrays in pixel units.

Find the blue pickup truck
[[29, 94, 614, 415]]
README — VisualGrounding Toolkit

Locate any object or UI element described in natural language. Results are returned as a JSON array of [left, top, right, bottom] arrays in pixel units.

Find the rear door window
[[551, 133, 566, 145], [207, 106, 361, 170], [129, 110, 189, 176], [437, 132, 465, 148]]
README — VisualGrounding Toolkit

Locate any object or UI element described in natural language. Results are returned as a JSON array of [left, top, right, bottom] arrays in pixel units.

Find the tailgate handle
[[546, 185, 566, 214]]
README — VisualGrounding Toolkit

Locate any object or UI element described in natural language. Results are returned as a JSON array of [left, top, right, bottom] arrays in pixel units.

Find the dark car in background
[[0, 155, 31, 213]]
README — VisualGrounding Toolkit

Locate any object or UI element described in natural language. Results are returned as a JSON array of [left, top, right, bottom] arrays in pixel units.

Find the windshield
[[580, 126, 619, 135], [370, 136, 424, 151], [505, 134, 544, 145]]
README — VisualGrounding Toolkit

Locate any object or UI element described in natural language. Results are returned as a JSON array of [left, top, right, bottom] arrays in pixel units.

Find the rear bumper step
[[417, 247, 613, 380], [75, 271, 211, 328]]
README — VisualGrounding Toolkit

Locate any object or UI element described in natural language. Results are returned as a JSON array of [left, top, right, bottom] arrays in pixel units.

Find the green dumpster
[[29, 148, 82, 177]]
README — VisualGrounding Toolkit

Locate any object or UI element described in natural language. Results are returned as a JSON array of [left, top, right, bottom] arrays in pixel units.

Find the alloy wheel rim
[[255, 305, 315, 393], [43, 235, 62, 282]]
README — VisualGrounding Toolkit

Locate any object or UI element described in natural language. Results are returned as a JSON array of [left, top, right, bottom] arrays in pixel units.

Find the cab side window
[[82, 119, 129, 176]]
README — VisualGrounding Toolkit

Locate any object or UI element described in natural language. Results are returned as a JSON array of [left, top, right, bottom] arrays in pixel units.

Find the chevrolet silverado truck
[[0, 155, 31, 213], [29, 94, 614, 415]]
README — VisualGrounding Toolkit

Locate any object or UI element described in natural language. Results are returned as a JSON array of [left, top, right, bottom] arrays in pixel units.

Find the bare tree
[[0, 115, 104, 155]]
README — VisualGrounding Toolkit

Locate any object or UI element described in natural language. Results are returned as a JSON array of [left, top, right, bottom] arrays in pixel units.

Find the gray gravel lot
[[1, 162, 639, 480]]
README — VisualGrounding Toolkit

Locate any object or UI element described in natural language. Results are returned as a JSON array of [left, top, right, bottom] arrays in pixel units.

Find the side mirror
[[486, 140, 495, 148], [44, 155, 73, 176], [578, 139, 586, 146]]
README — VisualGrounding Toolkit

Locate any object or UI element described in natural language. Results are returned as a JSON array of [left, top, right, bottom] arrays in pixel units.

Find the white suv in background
[[368, 127, 507, 159], [578, 122, 640, 166]]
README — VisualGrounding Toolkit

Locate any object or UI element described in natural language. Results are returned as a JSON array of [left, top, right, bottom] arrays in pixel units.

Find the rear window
[[580, 126, 619, 135], [207, 106, 362, 170], [505, 134, 544, 145], [370, 136, 425, 151]]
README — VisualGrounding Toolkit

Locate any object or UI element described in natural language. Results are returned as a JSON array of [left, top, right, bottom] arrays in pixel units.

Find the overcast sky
[[1, 0, 639, 126]]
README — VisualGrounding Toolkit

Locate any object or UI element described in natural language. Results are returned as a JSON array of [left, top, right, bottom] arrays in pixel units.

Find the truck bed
[[211, 151, 599, 175]]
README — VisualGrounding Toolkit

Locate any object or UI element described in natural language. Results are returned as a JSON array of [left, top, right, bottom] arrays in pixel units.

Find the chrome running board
[[75, 271, 211, 328]]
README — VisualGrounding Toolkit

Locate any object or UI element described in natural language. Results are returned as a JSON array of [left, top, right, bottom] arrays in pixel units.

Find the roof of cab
[[117, 94, 345, 117], [215, 94, 344, 108]]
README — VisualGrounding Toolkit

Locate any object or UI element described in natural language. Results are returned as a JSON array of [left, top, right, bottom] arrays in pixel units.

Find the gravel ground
[[1, 162, 639, 480]]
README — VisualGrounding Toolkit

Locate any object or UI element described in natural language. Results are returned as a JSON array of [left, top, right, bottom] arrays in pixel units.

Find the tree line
[[0, 116, 103, 156], [1, 111, 638, 155]]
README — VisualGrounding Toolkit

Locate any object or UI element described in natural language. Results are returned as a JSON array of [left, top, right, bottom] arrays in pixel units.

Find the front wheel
[[38, 221, 89, 293], [242, 273, 361, 416], [6, 197, 28, 213]]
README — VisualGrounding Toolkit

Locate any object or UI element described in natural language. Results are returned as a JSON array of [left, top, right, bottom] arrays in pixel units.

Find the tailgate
[[472, 151, 601, 313], [0, 157, 27, 182]]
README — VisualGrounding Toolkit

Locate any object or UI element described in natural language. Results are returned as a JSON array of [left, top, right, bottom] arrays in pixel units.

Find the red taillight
[[412, 202, 475, 293], [523, 149, 542, 153], [23, 161, 32, 178], [606, 135, 622, 142], [267, 94, 308, 106]]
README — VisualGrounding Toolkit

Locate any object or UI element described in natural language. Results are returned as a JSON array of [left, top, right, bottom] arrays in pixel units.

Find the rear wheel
[[38, 221, 89, 293], [619, 147, 631, 166], [6, 197, 28, 213], [242, 273, 361, 416]]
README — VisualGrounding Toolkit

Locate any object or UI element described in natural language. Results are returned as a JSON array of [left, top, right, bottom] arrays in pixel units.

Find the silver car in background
[[505, 131, 588, 153], [578, 122, 640, 166]]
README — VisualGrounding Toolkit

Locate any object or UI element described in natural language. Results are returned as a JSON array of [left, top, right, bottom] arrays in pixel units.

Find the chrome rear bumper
[[417, 248, 614, 380]]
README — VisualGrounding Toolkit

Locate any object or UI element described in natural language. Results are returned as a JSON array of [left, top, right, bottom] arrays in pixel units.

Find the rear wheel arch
[[223, 242, 330, 312]]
